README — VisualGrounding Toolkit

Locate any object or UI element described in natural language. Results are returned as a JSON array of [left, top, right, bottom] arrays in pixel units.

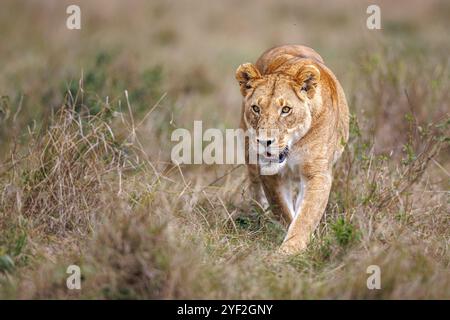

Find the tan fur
[[236, 45, 349, 254]]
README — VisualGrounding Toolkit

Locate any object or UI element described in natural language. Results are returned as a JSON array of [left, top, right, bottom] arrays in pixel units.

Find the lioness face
[[236, 63, 320, 175]]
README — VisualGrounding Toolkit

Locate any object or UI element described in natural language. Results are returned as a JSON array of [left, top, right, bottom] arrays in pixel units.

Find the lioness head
[[236, 60, 321, 175]]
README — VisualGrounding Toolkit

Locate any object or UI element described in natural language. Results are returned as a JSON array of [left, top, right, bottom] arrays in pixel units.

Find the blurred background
[[0, 0, 449, 299]]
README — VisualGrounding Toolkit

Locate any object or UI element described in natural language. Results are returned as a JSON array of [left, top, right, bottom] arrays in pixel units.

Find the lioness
[[236, 45, 349, 254]]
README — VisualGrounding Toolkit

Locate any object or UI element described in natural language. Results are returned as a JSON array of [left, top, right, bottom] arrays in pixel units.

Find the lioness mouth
[[260, 146, 289, 164], [278, 146, 289, 163]]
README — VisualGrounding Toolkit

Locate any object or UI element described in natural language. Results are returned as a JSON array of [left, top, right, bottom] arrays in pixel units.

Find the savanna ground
[[0, 0, 449, 299]]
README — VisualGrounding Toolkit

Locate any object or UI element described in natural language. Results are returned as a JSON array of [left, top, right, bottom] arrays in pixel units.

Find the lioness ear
[[235, 63, 261, 95], [295, 64, 321, 99]]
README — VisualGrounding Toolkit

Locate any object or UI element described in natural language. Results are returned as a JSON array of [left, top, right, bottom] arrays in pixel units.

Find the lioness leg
[[247, 164, 268, 209], [279, 170, 332, 253], [260, 175, 293, 226]]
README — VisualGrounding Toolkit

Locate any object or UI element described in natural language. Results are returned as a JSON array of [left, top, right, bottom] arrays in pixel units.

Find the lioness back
[[256, 45, 325, 74]]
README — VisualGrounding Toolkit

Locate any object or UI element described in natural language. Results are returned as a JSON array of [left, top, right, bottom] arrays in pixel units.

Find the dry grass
[[0, 0, 449, 299]]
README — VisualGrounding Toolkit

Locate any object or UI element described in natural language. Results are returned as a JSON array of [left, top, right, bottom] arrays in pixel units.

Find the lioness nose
[[257, 138, 275, 147]]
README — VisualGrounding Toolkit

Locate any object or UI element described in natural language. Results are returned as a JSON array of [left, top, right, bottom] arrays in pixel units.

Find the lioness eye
[[281, 106, 291, 114], [251, 105, 260, 113]]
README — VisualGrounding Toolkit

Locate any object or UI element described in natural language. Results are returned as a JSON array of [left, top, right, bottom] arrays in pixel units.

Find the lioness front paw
[[252, 197, 269, 211], [278, 239, 307, 255]]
